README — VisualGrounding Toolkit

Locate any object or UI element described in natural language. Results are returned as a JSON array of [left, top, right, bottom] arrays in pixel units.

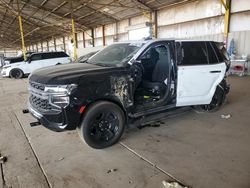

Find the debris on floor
[[162, 181, 188, 188], [221, 114, 232, 119], [0, 156, 7, 164], [56, 157, 64, 162], [138, 122, 162, 129], [107, 168, 118, 173]]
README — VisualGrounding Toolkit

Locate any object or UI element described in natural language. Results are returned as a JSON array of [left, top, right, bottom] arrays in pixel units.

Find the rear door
[[27, 54, 43, 73], [176, 41, 226, 106]]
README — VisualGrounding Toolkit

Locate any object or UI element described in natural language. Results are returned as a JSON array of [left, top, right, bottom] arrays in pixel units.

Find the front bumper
[[1, 69, 7, 77], [28, 102, 80, 132]]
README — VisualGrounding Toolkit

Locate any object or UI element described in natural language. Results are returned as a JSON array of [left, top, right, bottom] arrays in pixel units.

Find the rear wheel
[[10, 69, 23, 79], [78, 101, 125, 149], [194, 87, 225, 112]]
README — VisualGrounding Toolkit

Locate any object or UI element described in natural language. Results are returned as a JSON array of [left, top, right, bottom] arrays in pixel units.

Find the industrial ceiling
[[0, 0, 192, 48]]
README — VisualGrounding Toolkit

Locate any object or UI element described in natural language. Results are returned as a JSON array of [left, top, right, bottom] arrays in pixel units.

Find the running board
[[128, 104, 176, 118], [128, 107, 191, 129]]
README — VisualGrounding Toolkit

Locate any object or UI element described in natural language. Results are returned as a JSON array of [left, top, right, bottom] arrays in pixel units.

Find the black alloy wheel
[[194, 87, 225, 112], [78, 101, 125, 149]]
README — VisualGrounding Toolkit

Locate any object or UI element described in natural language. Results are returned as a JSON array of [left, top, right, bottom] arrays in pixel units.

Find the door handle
[[210, 70, 221, 73]]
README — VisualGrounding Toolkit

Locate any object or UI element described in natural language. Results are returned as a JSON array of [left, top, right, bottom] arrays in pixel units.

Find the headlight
[[44, 84, 77, 95], [44, 84, 77, 108], [51, 95, 69, 108], [3, 65, 11, 69]]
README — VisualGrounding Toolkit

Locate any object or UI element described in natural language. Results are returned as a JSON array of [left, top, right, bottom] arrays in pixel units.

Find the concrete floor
[[0, 76, 250, 188]]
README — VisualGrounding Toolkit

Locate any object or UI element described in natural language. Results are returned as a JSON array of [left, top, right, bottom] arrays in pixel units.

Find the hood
[[3, 62, 24, 68], [29, 63, 114, 85]]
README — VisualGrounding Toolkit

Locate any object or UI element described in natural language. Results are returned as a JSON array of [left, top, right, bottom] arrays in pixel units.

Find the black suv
[[27, 39, 230, 149]]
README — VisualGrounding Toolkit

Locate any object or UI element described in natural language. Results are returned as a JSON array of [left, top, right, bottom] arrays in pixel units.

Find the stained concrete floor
[[0, 76, 250, 188]]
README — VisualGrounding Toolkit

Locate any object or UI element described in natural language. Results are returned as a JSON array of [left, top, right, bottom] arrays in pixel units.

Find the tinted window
[[181, 42, 208, 65], [56, 52, 69, 58], [42, 53, 52, 60], [30, 54, 42, 61], [207, 42, 219, 64], [212, 42, 226, 62], [41, 52, 69, 60]]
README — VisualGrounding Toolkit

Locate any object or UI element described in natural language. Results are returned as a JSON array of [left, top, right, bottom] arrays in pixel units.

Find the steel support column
[[91, 28, 95, 47], [17, 0, 26, 60], [221, 0, 231, 46], [83, 32, 86, 48], [102, 25, 105, 46], [71, 1, 77, 61]]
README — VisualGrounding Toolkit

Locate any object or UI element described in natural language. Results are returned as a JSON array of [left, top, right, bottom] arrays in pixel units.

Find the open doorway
[[133, 43, 175, 109]]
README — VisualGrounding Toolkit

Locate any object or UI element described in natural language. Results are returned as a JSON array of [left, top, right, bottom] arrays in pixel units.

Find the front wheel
[[10, 69, 23, 79], [78, 101, 125, 149], [194, 87, 225, 112]]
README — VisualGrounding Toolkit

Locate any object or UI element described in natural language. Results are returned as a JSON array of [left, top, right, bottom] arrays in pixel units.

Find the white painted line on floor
[[119, 142, 189, 187]]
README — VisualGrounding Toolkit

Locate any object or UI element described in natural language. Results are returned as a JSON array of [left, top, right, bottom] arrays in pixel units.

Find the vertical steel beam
[[63, 36, 66, 52], [41, 42, 43, 52], [17, 0, 26, 60], [36, 43, 38, 52], [102, 25, 105, 46], [47, 40, 49, 51], [153, 10, 158, 38], [83, 32, 86, 48], [91, 28, 95, 47], [221, 0, 231, 46], [54, 37, 57, 51], [71, 1, 77, 61]]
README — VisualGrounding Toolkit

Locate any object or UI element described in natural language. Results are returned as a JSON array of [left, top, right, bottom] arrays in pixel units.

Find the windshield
[[87, 43, 144, 67]]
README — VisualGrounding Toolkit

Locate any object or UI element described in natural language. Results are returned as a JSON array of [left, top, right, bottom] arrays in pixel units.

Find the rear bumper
[[28, 102, 80, 132]]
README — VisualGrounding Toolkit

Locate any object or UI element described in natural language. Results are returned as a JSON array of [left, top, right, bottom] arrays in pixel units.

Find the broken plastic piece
[[107, 168, 118, 173], [221, 114, 232, 119], [162, 181, 188, 188]]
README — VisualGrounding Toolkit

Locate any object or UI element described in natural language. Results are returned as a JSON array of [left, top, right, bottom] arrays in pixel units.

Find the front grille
[[29, 80, 61, 112], [30, 94, 53, 111], [29, 81, 45, 91]]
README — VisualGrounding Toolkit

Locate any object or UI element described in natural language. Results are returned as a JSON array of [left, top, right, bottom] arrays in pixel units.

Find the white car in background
[[1, 51, 71, 78]]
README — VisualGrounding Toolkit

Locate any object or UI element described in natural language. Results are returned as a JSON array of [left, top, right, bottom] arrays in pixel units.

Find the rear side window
[[212, 42, 226, 62], [181, 42, 208, 65], [30, 54, 42, 61], [55, 52, 69, 58], [207, 42, 219, 64], [42, 52, 69, 60]]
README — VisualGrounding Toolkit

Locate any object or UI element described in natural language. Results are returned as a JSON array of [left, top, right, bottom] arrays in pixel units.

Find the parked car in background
[[27, 39, 230, 149], [1, 51, 71, 78], [4, 52, 34, 65], [75, 51, 99, 63]]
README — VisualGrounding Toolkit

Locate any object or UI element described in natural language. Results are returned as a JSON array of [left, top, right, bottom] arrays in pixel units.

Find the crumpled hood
[[29, 63, 112, 85]]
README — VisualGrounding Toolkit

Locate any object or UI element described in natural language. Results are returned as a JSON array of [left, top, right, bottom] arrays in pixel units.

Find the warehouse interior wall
[[2, 0, 250, 59]]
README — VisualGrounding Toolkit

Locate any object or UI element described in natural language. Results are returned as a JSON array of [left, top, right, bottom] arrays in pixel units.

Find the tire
[[78, 101, 125, 149], [10, 69, 24, 79], [194, 87, 225, 112]]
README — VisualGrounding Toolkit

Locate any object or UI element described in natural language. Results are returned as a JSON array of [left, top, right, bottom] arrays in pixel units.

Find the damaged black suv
[[27, 39, 230, 149]]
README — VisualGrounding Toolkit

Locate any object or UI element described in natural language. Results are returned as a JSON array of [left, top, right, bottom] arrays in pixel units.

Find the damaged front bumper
[[27, 102, 80, 132]]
